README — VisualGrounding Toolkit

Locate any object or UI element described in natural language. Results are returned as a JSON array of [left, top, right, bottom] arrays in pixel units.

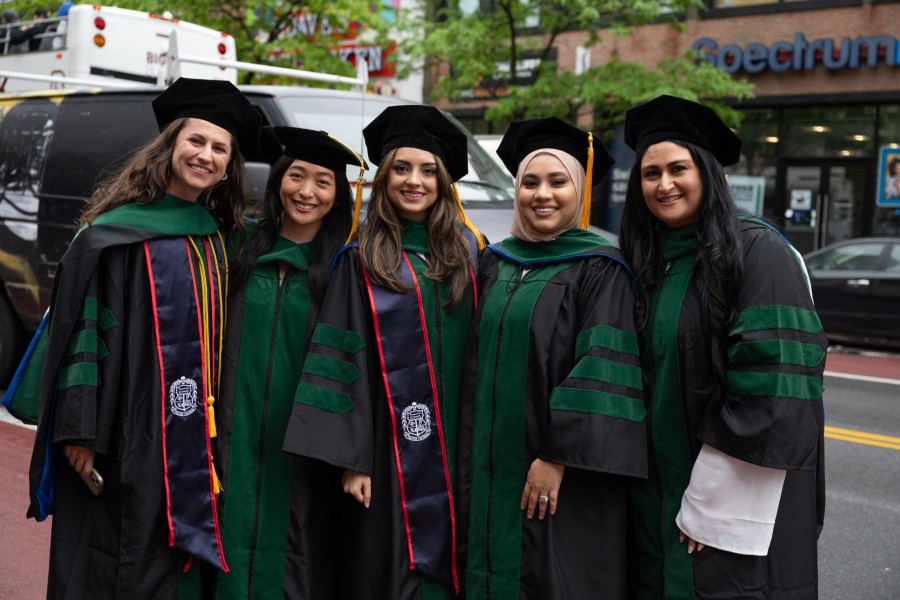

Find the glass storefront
[[726, 103, 900, 251]]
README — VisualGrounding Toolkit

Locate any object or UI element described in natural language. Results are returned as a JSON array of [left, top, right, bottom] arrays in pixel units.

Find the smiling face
[[516, 153, 579, 236], [385, 147, 439, 222], [278, 159, 336, 243], [640, 141, 704, 229], [166, 118, 233, 202]]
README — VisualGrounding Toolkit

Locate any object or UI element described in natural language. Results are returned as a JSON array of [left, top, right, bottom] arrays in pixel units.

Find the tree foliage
[[399, 0, 754, 129]]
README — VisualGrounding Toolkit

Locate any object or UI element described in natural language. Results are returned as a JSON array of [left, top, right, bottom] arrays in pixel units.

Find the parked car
[[804, 237, 900, 347]]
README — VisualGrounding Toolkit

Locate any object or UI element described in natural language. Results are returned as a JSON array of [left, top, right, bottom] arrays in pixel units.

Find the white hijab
[[509, 148, 585, 242]]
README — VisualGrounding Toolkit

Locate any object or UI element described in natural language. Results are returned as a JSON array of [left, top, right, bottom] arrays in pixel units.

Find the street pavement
[[0, 348, 900, 600]]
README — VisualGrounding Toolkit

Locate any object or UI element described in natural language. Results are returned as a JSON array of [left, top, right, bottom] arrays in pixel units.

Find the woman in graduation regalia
[[212, 127, 366, 599], [457, 118, 648, 600], [7, 78, 261, 599], [619, 95, 826, 599], [282, 105, 485, 600]]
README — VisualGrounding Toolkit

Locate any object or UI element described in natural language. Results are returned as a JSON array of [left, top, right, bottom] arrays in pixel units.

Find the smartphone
[[81, 468, 104, 496]]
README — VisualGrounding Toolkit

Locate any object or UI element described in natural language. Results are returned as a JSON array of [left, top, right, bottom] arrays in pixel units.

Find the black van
[[0, 85, 515, 382]]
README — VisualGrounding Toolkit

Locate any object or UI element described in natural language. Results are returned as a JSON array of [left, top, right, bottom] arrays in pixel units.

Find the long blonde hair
[[80, 118, 249, 233], [358, 148, 472, 309]]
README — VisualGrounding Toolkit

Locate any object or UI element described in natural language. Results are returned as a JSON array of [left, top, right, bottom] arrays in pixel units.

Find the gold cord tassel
[[206, 395, 217, 438], [346, 169, 365, 244], [580, 132, 595, 230], [454, 185, 486, 250], [327, 134, 368, 245], [212, 465, 224, 494]]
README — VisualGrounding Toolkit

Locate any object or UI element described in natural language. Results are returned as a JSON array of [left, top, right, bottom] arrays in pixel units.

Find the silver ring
[[539, 495, 549, 502]]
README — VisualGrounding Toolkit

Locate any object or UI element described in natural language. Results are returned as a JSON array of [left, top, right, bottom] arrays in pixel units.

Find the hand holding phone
[[64, 445, 102, 495], [81, 468, 104, 495]]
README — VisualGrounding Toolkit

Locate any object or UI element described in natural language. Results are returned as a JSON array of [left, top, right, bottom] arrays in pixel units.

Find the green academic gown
[[8, 194, 228, 599], [457, 229, 648, 600], [214, 236, 331, 599], [626, 219, 827, 600], [282, 221, 475, 600]]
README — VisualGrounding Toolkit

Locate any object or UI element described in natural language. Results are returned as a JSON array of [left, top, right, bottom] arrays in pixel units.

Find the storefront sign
[[727, 176, 765, 215], [693, 33, 899, 74]]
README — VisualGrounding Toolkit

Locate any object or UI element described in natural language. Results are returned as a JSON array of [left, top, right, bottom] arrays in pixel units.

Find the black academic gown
[[458, 229, 648, 600], [16, 195, 226, 600], [627, 218, 827, 600], [283, 222, 476, 600]]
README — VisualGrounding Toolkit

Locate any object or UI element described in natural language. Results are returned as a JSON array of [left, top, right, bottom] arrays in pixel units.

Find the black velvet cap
[[625, 95, 742, 166], [363, 105, 468, 182], [267, 126, 367, 173], [152, 77, 261, 155], [496, 117, 614, 183]]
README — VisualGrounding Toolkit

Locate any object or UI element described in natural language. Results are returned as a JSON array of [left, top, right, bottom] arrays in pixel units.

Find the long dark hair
[[81, 118, 248, 233], [619, 140, 743, 389], [233, 155, 353, 305], [358, 148, 472, 309]]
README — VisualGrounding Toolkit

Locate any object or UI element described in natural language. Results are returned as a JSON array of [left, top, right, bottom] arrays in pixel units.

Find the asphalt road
[[818, 372, 900, 599], [1, 347, 898, 599]]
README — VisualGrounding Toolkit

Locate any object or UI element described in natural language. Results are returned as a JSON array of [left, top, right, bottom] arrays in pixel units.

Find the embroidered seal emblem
[[401, 402, 431, 442], [169, 376, 198, 417]]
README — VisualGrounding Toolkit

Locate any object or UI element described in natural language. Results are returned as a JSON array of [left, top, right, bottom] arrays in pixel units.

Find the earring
[[222, 173, 229, 181]]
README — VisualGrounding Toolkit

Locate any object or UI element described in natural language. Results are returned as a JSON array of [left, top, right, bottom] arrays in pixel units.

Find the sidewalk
[[0, 420, 49, 599], [825, 347, 900, 381]]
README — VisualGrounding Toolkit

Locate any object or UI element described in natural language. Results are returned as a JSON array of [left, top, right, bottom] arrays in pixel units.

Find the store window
[[727, 108, 778, 217], [873, 104, 900, 237], [781, 105, 875, 158]]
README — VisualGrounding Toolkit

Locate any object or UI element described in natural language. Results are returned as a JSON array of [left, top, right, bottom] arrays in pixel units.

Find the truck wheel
[[0, 293, 25, 387]]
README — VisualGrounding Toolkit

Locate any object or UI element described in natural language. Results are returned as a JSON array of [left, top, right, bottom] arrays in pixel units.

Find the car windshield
[[275, 94, 514, 203]]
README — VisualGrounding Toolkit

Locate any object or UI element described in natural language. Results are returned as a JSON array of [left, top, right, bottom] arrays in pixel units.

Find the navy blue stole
[[144, 237, 228, 572], [362, 252, 460, 593]]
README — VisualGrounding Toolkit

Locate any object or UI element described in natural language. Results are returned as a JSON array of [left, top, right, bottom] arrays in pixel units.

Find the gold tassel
[[327, 134, 368, 245], [207, 395, 217, 438], [346, 169, 365, 244], [580, 132, 595, 229], [212, 465, 224, 494], [454, 185, 486, 250]]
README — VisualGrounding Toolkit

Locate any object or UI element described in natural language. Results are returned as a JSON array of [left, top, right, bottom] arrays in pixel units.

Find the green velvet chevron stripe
[[729, 305, 822, 336], [59, 362, 99, 389], [311, 323, 364, 354], [293, 381, 355, 414], [727, 371, 824, 401], [569, 356, 643, 391], [550, 387, 646, 420], [728, 340, 825, 368], [575, 325, 639, 359], [79, 297, 118, 330], [302, 353, 360, 385], [65, 329, 110, 360]]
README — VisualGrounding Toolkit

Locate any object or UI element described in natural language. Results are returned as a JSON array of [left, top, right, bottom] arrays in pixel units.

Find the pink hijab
[[509, 148, 586, 242]]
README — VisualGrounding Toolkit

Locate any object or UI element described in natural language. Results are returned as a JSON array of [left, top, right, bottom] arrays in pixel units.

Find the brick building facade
[[439, 1, 900, 249]]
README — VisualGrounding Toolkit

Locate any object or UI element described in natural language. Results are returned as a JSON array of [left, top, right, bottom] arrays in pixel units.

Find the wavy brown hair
[[80, 117, 249, 233], [358, 148, 472, 309]]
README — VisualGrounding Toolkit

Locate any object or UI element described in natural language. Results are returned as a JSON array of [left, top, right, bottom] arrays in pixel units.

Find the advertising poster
[[876, 146, 900, 206]]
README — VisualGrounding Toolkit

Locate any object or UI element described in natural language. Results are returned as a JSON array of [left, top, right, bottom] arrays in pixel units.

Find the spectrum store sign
[[692, 33, 899, 74]]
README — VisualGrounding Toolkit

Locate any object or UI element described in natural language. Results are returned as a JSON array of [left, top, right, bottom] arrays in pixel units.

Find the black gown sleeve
[[283, 251, 377, 474], [698, 225, 827, 470], [539, 258, 648, 480]]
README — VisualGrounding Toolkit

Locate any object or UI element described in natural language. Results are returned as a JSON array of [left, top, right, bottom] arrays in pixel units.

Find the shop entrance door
[[778, 159, 870, 254]]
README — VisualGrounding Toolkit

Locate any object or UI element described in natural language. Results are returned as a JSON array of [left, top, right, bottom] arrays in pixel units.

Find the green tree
[[399, 0, 753, 129]]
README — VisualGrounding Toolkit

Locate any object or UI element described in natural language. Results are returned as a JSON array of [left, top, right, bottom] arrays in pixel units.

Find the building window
[[780, 105, 875, 158]]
